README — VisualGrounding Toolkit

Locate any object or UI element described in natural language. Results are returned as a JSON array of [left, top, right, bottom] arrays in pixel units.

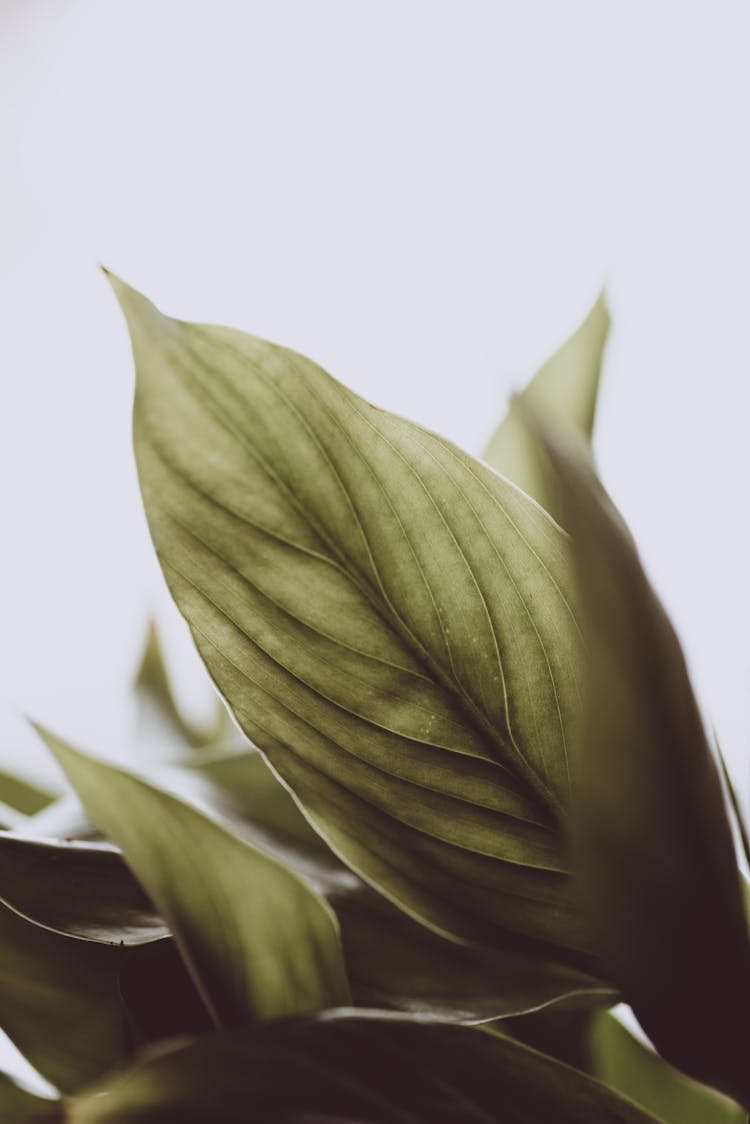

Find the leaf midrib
[[139, 318, 557, 826]]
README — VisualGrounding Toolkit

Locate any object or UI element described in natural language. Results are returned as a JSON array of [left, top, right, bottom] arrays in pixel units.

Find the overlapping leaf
[[537, 428, 750, 1105], [41, 728, 350, 1027], [65, 1011, 658, 1124], [117, 276, 594, 967], [0, 751, 613, 1026]]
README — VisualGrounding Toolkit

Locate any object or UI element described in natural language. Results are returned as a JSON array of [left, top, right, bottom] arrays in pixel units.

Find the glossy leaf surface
[[68, 1011, 658, 1123], [0, 831, 166, 944], [0, 1072, 59, 1123], [119, 277, 593, 965], [42, 728, 350, 1026]]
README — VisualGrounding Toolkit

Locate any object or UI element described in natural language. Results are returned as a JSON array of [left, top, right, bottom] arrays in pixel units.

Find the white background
[[1, 0, 749, 1091]]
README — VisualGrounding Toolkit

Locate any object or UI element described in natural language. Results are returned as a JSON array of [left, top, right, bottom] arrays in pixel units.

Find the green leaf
[[117, 276, 593, 966], [0, 768, 56, 817], [0, 900, 128, 1093], [40, 726, 350, 1026], [67, 1011, 659, 1123], [133, 620, 233, 755], [536, 428, 750, 1106], [0, 754, 614, 1026], [482, 292, 608, 519], [0, 830, 167, 945], [0, 1072, 59, 1123], [589, 1012, 746, 1124]]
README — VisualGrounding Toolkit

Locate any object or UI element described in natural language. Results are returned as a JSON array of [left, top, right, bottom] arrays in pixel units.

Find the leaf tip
[[102, 270, 166, 338]]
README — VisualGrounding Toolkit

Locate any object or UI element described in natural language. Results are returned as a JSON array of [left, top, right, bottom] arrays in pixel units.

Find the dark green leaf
[[537, 426, 750, 1105], [117, 276, 594, 967], [0, 1071, 59, 1123], [67, 1011, 658, 1123], [0, 900, 128, 1093], [41, 727, 350, 1026], [0, 831, 167, 945], [117, 939, 214, 1046], [483, 292, 608, 520]]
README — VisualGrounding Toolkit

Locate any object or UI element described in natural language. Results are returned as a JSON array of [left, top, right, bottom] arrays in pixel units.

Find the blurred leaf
[[133, 620, 233, 756], [117, 276, 594, 967], [0, 1072, 59, 1123], [0, 831, 167, 944], [537, 426, 750, 1105], [0, 768, 56, 816], [0, 802, 28, 832], [67, 1011, 658, 1124], [0, 900, 128, 1094], [589, 1011, 746, 1124], [40, 727, 350, 1027], [483, 291, 608, 520]]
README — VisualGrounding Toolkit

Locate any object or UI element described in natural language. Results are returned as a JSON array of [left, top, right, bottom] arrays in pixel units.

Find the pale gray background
[[1, 0, 748, 1091]]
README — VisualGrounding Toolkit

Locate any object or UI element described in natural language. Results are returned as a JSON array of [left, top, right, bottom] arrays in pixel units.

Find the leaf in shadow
[[66, 1010, 659, 1124], [534, 421, 750, 1106]]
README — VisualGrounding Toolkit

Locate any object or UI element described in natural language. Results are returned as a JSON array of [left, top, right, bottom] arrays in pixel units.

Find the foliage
[[0, 278, 747, 1121]]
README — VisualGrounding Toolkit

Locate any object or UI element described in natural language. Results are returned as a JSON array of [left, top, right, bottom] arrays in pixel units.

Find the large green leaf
[[538, 428, 750, 1106], [0, 757, 613, 1025], [41, 727, 350, 1027], [0, 900, 128, 1094], [67, 1011, 658, 1123], [116, 276, 593, 966], [482, 292, 608, 518]]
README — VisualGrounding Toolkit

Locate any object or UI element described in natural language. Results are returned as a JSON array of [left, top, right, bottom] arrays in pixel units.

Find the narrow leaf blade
[[40, 726, 350, 1026]]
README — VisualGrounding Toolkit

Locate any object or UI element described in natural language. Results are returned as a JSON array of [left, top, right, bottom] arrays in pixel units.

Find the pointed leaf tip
[[102, 272, 166, 339]]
